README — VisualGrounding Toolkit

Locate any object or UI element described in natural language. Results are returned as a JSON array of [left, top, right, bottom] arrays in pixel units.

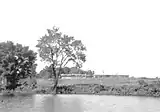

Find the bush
[[137, 80, 148, 86]]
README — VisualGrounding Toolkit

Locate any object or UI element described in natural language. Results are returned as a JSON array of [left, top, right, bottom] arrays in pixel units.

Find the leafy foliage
[[0, 41, 37, 90], [36, 26, 87, 93], [36, 27, 86, 77]]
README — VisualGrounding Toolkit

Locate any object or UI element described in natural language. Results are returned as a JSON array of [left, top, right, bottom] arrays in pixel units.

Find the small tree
[[36, 26, 86, 94], [0, 41, 37, 90]]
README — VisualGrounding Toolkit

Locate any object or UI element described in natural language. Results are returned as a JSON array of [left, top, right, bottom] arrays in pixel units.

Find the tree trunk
[[51, 64, 58, 95], [52, 77, 58, 95]]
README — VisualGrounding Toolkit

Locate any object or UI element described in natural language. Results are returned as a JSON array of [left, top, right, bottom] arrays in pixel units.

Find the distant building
[[61, 74, 129, 79], [94, 74, 129, 78], [61, 74, 93, 79]]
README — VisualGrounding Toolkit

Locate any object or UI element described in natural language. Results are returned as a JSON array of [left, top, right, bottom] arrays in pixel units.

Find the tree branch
[[62, 58, 75, 68]]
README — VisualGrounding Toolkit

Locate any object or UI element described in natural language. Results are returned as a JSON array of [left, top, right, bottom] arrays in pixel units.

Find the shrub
[[137, 80, 148, 86]]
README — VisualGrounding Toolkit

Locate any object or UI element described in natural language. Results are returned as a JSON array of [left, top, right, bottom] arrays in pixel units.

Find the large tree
[[0, 41, 37, 90], [36, 26, 86, 94]]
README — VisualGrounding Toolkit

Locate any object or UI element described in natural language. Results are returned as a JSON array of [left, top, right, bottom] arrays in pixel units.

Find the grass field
[[36, 77, 159, 87]]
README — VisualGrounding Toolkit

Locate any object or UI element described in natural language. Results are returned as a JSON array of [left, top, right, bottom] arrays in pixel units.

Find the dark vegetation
[[0, 41, 37, 92], [35, 78, 160, 97]]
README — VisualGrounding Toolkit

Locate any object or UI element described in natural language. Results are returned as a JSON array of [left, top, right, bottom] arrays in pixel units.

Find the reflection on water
[[1, 94, 160, 112], [33, 95, 83, 112]]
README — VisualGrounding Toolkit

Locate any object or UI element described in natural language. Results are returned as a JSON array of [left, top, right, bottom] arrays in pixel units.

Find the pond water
[[0, 94, 160, 112]]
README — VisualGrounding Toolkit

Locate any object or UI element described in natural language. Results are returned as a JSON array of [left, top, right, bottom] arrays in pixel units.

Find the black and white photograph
[[0, 0, 160, 112]]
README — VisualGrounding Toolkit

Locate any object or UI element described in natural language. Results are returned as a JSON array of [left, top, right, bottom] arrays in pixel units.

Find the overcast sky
[[0, 0, 160, 77]]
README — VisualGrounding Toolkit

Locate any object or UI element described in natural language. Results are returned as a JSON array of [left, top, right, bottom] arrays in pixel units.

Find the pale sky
[[0, 0, 160, 78]]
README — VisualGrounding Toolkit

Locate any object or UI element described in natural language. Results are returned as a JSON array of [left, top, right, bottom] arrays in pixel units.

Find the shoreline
[[1, 83, 160, 98]]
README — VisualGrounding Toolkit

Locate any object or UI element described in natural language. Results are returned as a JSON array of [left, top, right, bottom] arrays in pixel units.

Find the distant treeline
[[37, 65, 94, 78]]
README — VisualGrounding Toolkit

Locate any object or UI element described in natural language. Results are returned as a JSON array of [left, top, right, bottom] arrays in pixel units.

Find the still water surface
[[0, 94, 160, 112]]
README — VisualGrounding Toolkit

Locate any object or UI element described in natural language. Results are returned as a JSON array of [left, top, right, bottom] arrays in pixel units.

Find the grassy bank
[[35, 77, 160, 97], [56, 83, 160, 97], [1, 77, 160, 97]]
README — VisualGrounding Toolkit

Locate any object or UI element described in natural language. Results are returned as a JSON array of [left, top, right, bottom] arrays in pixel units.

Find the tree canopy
[[36, 27, 86, 77], [36, 26, 87, 93], [0, 41, 37, 90]]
